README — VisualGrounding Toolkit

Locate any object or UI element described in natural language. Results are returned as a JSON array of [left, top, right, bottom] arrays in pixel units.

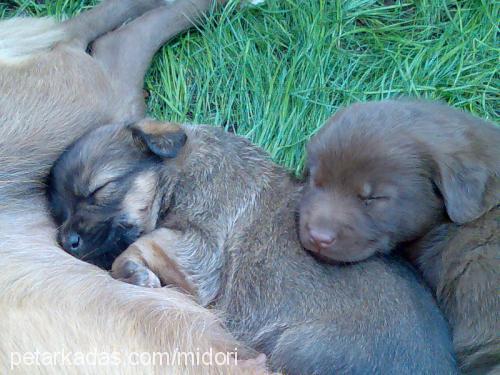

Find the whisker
[[81, 247, 101, 261]]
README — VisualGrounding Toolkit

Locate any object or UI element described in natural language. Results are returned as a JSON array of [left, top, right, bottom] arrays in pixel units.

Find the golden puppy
[[0, 1, 267, 373]]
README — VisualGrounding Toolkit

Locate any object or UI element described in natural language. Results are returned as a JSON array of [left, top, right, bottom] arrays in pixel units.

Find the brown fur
[[0, 1, 268, 373], [299, 99, 500, 373], [407, 207, 500, 374], [113, 229, 197, 295]]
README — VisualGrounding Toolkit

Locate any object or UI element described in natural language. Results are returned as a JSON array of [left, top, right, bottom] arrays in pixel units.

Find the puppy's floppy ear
[[129, 119, 187, 158], [432, 151, 499, 224]]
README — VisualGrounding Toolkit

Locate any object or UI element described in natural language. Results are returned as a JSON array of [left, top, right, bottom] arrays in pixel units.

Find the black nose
[[65, 232, 82, 252]]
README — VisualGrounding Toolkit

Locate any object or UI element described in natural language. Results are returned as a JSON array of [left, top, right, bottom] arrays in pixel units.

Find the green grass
[[1, 0, 498, 174]]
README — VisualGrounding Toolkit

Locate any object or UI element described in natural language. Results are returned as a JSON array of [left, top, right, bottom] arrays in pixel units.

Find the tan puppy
[[0, 1, 267, 374], [299, 100, 499, 373]]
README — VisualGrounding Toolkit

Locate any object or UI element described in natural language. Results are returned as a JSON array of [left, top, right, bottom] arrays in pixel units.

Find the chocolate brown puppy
[[48, 119, 457, 374], [299, 99, 499, 373]]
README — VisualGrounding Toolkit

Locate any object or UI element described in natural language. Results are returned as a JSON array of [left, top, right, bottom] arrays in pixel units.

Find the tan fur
[[0, 4, 267, 374], [112, 228, 198, 295], [122, 170, 161, 233], [136, 118, 184, 135], [0, 17, 68, 64]]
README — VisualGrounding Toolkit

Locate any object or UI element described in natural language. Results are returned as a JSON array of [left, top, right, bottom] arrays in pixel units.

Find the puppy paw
[[112, 259, 161, 288]]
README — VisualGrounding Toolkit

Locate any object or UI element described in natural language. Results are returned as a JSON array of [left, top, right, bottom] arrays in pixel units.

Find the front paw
[[112, 259, 161, 288]]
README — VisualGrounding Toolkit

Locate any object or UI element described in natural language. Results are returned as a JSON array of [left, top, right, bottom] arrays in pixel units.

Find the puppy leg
[[113, 259, 162, 288], [90, 0, 220, 121], [62, 0, 169, 49], [112, 228, 198, 295], [111, 225, 223, 305]]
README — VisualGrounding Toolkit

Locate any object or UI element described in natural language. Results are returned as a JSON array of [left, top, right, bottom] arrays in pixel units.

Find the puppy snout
[[308, 226, 336, 249], [60, 231, 83, 253]]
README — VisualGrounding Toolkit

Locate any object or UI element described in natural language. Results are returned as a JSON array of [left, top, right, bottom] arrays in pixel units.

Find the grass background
[[1, 0, 498, 174]]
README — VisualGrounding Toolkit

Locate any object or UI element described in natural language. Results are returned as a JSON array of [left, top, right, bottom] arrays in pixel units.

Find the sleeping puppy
[[48, 121, 186, 269], [48, 119, 457, 374], [299, 99, 499, 373]]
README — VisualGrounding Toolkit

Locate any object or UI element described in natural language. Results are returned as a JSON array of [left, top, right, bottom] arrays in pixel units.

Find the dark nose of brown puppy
[[309, 227, 336, 249], [61, 231, 82, 253]]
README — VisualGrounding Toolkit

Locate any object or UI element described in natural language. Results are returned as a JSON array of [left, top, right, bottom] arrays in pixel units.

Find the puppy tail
[[0, 17, 68, 64]]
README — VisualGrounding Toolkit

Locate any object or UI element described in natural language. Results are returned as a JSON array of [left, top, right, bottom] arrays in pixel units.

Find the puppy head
[[300, 102, 500, 263], [48, 119, 186, 269], [300, 108, 444, 262]]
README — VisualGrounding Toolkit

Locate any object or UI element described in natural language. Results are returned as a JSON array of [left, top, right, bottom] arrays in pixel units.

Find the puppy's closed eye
[[359, 195, 390, 207], [359, 182, 396, 207], [88, 180, 115, 199]]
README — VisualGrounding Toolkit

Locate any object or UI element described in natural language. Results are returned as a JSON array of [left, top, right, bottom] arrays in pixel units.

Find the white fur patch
[[0, 17, 67, 64]]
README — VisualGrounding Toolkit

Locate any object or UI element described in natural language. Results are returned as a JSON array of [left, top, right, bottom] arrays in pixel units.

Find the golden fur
[[0, 2, 267, 373]]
